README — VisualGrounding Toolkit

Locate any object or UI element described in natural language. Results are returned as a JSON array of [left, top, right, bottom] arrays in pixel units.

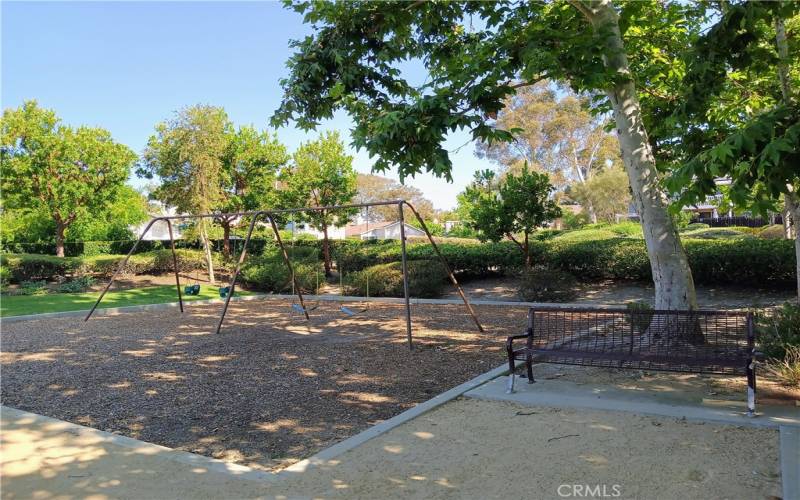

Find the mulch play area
[[1, 299, 796, 472]]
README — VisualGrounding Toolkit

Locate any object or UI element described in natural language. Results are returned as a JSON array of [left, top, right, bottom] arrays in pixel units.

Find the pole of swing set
[[85, 217, 160, 321], [215, 212, 262, 334], [398, 201, 413, 350]]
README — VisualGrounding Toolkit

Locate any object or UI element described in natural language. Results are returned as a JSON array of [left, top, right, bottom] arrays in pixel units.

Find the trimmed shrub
[[684, 239, 795, 287], [681, 223, 710, 232], [517, 267, 578, 302], [344, 260, 448, 298], [681, 228, 754, 240], [759, 224, 787, 240], [546, 237, 651, 281], [607, 221, 643, 237], [0, 265, 10, 287], [239, 247, 323, 293], [626, 301, 653, 334], [13, 280, 50, 296], [552, 228, 619, 242], [57, 276, 95, 293], [756, 302, 800, 360], [0, 254, 81, 282]]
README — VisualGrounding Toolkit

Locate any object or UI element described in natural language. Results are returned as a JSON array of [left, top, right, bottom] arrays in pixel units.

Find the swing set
[[85, 200, 484, 349]]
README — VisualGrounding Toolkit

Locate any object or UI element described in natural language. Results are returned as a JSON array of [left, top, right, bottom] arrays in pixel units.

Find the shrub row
[[1, 235, 796, 289], [330, 236, 796, 287], [344, 260, 448, 298], [239, 247, 324, 293], [0, 250, 220, 283]]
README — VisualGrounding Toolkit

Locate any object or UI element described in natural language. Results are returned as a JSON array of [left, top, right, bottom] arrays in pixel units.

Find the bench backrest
[[526, 306, 754, 375]]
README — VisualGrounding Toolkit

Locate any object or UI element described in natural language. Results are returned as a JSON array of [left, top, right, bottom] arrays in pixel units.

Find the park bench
[[506, 306, 758, 415]]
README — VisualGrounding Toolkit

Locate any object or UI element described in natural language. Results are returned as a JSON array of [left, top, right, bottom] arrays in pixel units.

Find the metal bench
[[506, 306, 758, 415]]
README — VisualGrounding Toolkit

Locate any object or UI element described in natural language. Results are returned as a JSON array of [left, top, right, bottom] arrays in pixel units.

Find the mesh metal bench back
[[527, 307, 754, 375]]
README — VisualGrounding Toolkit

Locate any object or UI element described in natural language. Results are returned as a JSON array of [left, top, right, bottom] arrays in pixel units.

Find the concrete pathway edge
[[1, 362, 512, 482], [278, 361, 513, 477]]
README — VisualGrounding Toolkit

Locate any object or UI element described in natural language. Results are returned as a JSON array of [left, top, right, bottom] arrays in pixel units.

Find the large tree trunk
[[775, 15, 799, 301], [578, 0, 697, 310], [221, 220, 232, 258], [321, 220, 332, 277], [55, 219, 67, 258]]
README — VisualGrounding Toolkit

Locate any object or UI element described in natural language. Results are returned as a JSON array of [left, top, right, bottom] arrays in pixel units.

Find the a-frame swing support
[[85, 200, 485, 349]]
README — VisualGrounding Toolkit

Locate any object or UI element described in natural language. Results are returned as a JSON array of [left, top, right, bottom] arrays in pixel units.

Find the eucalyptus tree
[[475, 81, 621, 222], [1, 101, 136, 257], [138, 105, 230, 282], [273, 0, 701, 310], [355, 173, 434, 222]]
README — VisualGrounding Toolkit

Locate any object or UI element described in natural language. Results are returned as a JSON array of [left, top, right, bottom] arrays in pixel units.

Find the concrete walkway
[[0, 407, 277, 499]]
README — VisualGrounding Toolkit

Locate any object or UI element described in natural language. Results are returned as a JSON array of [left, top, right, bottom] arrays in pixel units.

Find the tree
[[273, 0, 699, 310], [67, 186, 150, 246], [462, 166, 561, 269], [476, 81, 621, 222], [664, 3, 800, 299], [1, 101, 136, 257], [355, 173, 434, 222], [138, 105, 230, 282], [569, 166, 631, 223], [280, 131, 357, 276], [216, 126, 289, 257]]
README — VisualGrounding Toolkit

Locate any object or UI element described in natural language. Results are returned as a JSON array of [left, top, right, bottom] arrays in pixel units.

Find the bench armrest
[[506, 333, 530, 351]]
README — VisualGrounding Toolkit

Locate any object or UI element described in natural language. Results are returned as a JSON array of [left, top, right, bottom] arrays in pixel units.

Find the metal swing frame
[[84, 200, 484, 349]]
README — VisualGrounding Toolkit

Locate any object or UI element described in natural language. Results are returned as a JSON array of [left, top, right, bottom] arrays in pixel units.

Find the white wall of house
[[360, 222, 425, 240], [287, 222, 346, 240]]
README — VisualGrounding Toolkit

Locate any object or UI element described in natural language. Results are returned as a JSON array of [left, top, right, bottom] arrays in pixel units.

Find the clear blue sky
[[2, 1, 487, 210]]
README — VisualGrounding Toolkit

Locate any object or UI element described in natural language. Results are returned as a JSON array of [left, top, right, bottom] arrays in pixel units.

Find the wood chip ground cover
[[1, 301, 522, 470], [1, 299, 795, 472]]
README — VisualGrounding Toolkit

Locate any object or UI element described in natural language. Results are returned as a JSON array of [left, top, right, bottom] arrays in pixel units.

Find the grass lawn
[[0, 285, 252, 317]]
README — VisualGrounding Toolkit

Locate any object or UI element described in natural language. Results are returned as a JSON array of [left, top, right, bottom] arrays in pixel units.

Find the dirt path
[[273, 398, 782, 499], [442, 276, 794, 308]]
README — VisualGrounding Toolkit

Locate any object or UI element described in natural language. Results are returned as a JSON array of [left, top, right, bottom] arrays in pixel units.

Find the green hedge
[[239, 247, 323, 293], [544, 238, 651, 281], [0, 249, 220, 283], [334, 240, 524, 277], [1, 233, 796, 289], [0, 254, 82, 282], [683, 239, 796, 287], [344, 260, 448, 298]]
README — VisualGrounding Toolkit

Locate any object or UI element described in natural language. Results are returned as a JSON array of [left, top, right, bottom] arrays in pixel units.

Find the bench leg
[[526, 354, 535, 384], [746, 358, 756, 417]]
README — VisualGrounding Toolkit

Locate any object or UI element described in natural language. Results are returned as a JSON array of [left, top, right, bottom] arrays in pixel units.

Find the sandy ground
[[1, 399, 783, 500], [2, 299, 796, 475], [272, 398, 782, 500]]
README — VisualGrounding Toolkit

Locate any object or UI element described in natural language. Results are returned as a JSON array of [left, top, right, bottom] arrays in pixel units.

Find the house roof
[[344, 221, 395, 237]]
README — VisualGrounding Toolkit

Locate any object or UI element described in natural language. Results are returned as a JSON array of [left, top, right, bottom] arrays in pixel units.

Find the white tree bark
[[785, 193, 800, 300], [572, 0, 697, 310], [775, 14, 799, 300]]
